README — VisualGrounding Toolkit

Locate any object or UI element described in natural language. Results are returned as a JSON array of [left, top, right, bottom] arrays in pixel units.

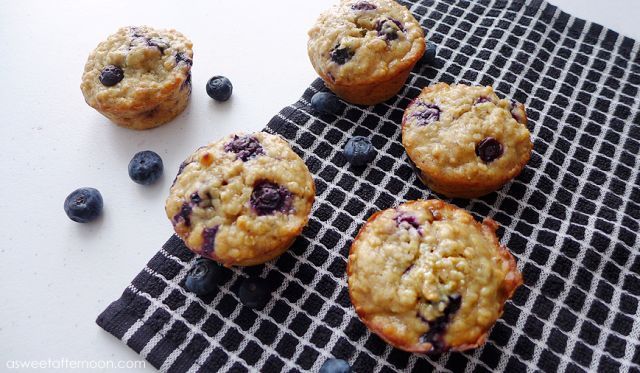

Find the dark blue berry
[[510, 99, 526, 124], [330, 46, 354, 65], [412, 103, 440, 125], [418, 294, 461, 353], [343, 136, 376, 166], [376, 18, 404, 41], [64, 187, 103, 223], [185, 257, 223, 296], [224, 135, 264, 161], [422, 41, 437, 64], [206, 76, 233, 101], [147, 37, 168, 52], [181, 72, 192, 91], [238, 277, 271, 309], [395, 213, 421, 230], [128, 150, 163, 185], [311, 92, 343, 115], [250, 181, 292, 216], [173, 203, 192, 227], [351, 1, 376, 10], [201, 226, 219, 256], [99, 65, 124, 86], [475, 137, 504, 163], [190, 191, 202, 204], [175, 52, 192, 66], [319, 358, 352, 373], [475, 96, 491, 105]]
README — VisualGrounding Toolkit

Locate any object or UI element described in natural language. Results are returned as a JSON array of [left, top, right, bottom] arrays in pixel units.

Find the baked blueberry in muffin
[[166, 132, 316, 266], [80, 26, 193, 130], [402, 83, 532, 198], [308, 0, 426, 105], [348, 200, 522, 353]]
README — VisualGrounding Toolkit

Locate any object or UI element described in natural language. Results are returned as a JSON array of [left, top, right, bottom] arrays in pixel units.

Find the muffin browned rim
[[347, 199, 523, 353], [401, 83, 532, 198]]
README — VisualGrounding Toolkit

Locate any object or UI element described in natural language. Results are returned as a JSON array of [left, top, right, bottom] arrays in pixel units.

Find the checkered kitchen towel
[[97, 0, 640, 371]]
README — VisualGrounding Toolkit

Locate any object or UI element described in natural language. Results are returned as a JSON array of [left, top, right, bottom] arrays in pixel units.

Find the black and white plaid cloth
[[97, 0, 640, 371]]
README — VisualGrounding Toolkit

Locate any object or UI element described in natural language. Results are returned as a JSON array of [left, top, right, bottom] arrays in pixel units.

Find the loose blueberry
[[201, 226, 219, 256], [224, 135, 264, 161], [185, 257, 224, 296], [412, 103, 440, 125], [351, 1, 376, 10], [319, 358, 352, 373], [64, 187, 103, 223], [422, 41, 437, 64], [128, 150, 164, 185], [250, 181, 292, 216], [175, 52, 192, 66], [206, 76, 233, 101], [311, 92, 343, 115], [343, 136, 376, 166], [330, 46, 354, 65], [376, 18, 404, 41], [99, 65, 124, 87], [238, 277, 271, 309], [475, 137, 504, 163]]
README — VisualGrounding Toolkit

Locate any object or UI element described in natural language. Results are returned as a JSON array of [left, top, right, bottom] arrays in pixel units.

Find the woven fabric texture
[[97, 0, 640, 371]]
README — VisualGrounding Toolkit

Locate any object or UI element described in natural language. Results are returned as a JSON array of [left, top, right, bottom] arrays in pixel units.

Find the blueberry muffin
[[80, 26, 193, 130], [402, 83, 532, 198], [348, 199, 522, 353], [166, 132, 316, 266], [308, 0, 425, 105]]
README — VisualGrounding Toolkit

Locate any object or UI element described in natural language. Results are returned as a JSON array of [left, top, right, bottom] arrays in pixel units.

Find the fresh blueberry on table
[[185, 257, 224, 296], [319, 358, 352, 373], [238, 277, 271, 309], [99, 65, 124, 86], [422, 41, 437, 65], [64, 187, 103, 223], [311, 92, 343, 115], [343, 136, 376, 166], [128, 150, 164, 185], [206, 76, 233, 101]]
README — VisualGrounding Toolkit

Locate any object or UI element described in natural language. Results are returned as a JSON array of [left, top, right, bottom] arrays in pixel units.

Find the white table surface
[[1, 0, 638, 371]]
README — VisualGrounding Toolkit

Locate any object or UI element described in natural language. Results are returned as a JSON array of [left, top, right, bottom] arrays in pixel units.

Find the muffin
[[166, 132, 316, 266], [308, 0, 425, 105], [80, 26, 193, 130], [402, 83, 532, 198], [348, 199, 522, 353]]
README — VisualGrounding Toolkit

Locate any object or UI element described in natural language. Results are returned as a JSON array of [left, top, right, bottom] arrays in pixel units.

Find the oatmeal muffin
[[308, 0, 425, 105], [166, 132, 316, 266], [348, 199, 522, 353], [80, 26, 193, 130], [402, 83, 532, 198]]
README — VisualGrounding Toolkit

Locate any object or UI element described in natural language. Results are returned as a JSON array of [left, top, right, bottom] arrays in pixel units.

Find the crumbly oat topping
[[308, 0, 425, 84], [348, 200, 522, 352], [402, 83, 532, 185], [81, 26, 192, 112], [166, 132, 315, 266]]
